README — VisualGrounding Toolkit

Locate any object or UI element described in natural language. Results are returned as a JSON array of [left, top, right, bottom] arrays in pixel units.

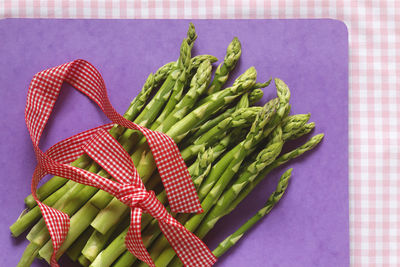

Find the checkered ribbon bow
[[25, 59, 217, 267]]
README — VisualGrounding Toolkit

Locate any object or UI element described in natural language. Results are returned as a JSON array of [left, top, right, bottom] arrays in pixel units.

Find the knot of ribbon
[[25, 59, 217, 267]]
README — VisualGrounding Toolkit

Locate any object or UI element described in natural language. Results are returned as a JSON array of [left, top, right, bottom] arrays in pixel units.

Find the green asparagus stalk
[[227, 134, 324, 215], [82, 213, 129, 262], [207, 37, 242, 95], [150, 41, 193, 130], [180, 106, 261, 161], [155, 59, 212, 132], [10, 180, 71, 237], [113, 250, 136, 267], [16, 242, 41, 267], [195, 141, 284, 238], [196, 98, 278, 203], [213, 168, 292, 258], [249, 88, 264, 104], [286, 122, 315, 140], [66, 227, 94, 261], [78, 255, 91, 267], [185, 84, 265, 148], [281, 114, 310, 141]]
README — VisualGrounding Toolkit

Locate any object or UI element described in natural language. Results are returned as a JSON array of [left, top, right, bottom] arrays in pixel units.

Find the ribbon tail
[[32, 166, 70, 267], [125, 207, 156, 267], [159, 216, 217, 267]]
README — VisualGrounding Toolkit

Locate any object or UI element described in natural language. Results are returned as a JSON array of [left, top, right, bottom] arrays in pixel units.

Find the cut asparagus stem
[[207, 37, 242, 95], [66, 227, 94, 262], [23, 157, 91, 209], [82, 213, 129, 262], [213, 169, 292, 258], [38, 201, 101, 262], [113, 250, 136, 267], [78, 254, 91, 267], [10, 181, 70, 237], [16, 242, 41, 267]]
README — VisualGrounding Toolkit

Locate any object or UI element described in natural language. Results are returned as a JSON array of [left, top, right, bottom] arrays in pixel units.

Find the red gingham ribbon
[[25, 59, 217, 267]]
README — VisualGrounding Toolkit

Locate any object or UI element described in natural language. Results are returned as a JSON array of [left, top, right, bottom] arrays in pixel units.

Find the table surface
[[1, 1, 399, 267]]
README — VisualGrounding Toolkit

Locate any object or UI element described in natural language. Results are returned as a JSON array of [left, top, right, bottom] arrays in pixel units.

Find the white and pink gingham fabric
[[1, 1, 399, 266]]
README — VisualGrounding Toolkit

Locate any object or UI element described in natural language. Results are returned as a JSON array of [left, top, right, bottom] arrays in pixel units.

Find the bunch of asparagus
[[11, 23, 324, 267]]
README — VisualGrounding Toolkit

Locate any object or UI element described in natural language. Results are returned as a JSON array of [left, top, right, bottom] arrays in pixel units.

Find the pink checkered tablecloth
[[1, 1, 399, 266]]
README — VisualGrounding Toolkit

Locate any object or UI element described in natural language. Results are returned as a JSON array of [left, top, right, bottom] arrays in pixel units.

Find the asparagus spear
[[66, 227, 94, 261], [183, 87, 264, 148], [286, 122, 315, 140], [227, 134, 324, 215], [82, 213, 129, 262], [195, 141, 284, 238], [78, 255, 91, 267], [281, 114, 310, 141], [207, 37, 242, 95], [180, 106, 262, 161], [155, 59, 212, 132], [213, 168, 292, 258], [10, 180, 71, 237], [16, 242, 41, 267], [150, 40, 193, 130]]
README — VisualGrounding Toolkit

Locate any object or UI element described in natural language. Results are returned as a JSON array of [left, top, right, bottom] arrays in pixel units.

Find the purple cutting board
[[0, 19, 348, 267]]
